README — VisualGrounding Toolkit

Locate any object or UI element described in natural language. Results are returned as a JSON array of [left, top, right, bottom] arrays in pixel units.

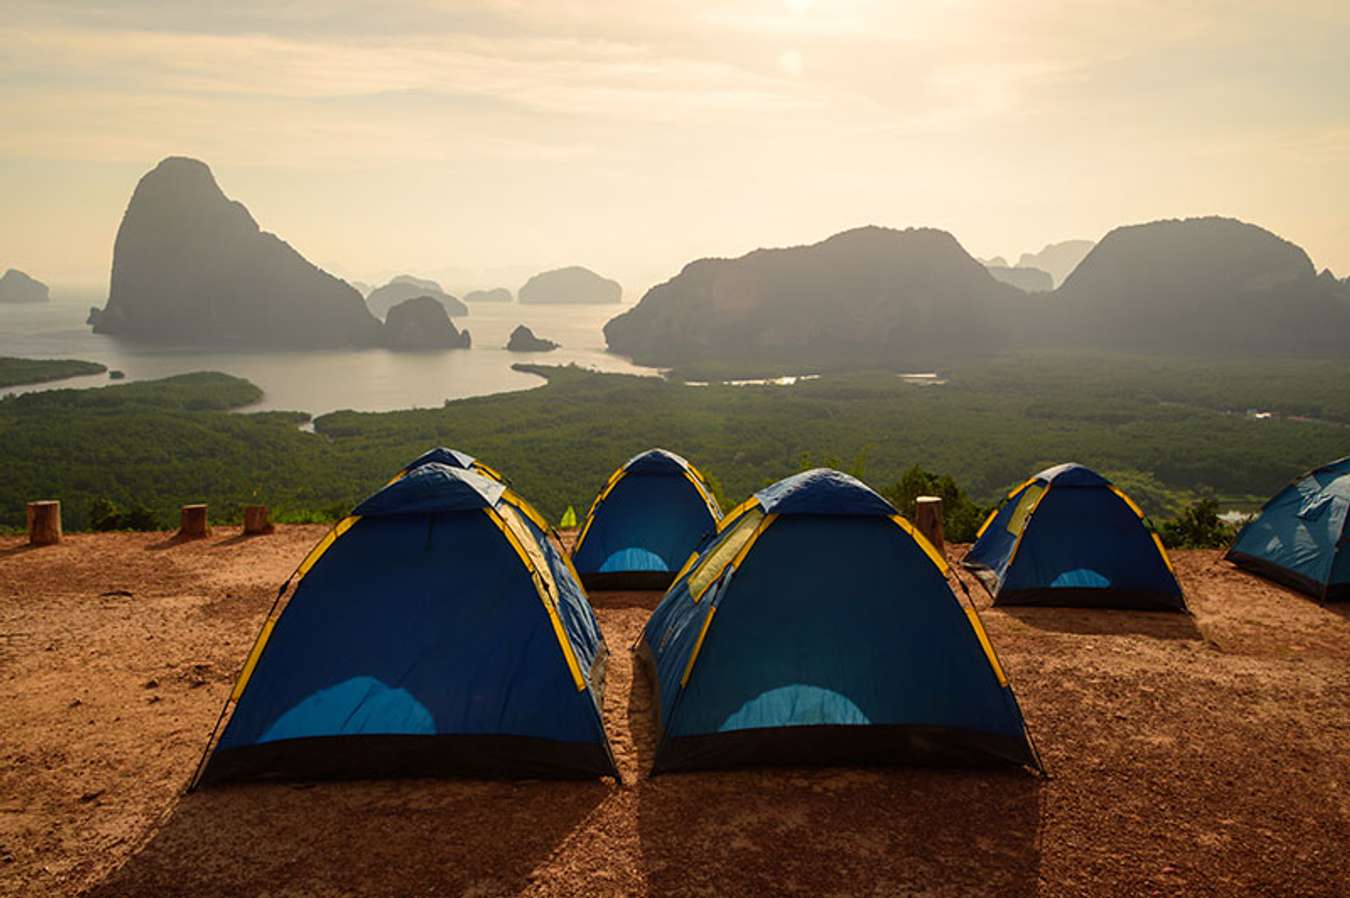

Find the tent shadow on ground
[[627, 657, 1044, 898], [637, 766, 1043, 897], [84, 778, 610, 898], [998, 606, 1204, 641]]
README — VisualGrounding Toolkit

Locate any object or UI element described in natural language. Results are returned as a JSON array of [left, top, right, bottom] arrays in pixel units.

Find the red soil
[[0, 529, 1346, 897]]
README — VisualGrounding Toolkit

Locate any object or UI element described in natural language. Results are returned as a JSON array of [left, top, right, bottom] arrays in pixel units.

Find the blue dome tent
[[963, 463, 1185, 611], [397, 445, 506, 482], [193, 460, 617, 786], [1226, 456, 1350, 602], [572, 449, 722, 590], [639, 468, 1042, 774]]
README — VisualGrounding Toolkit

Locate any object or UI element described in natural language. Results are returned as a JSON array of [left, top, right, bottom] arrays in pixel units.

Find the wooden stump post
[[914, 495, 945, 557], [27, 500, 62, 546], [243, 505, 273, 535], [178, 504, 210, 539]]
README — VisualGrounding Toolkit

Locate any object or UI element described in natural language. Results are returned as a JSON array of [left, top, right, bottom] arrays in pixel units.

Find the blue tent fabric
[[963, 463, 1185, 611], [640, 469, 1040, 774], [402, 446, 477, 472], [572, 449, 721, 589], [355, 463, 506, 516], [1226, 456, 1350, 601], [753, 468, 897, 517], [197, 463, 616, 785]]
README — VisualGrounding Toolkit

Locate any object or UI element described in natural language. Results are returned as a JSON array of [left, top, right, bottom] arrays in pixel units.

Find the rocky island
[[1048, 216, 1350, 353], [87, 157, 383, 347], [505, 324, 558, 352], [604, 226, 1023, 367], [0, 269, 50, 303], [518, 266, 621, 304], [984, 264, 1053, 293], [465, 287, 513, 303], [366, 276, 469, 319], [383, 296, 471, 349]]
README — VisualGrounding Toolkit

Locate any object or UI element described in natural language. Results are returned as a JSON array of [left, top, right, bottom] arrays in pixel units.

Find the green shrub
[[89, 497, 161, 531], [882, 465, 989, 543], [1157, 497, 1235, 549]]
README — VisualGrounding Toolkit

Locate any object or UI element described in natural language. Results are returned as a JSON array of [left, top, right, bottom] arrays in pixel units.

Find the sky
[[3, 0, 1348, 295]]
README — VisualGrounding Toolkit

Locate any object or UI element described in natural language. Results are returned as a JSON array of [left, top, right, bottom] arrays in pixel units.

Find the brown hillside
[[0, 529, 1346, 897]]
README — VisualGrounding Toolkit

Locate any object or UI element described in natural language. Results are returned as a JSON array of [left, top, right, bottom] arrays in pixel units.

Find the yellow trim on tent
[[384, 470, 408, 486], [680, 606, 717, 687], [472, 461, 505, 483], [889, 515, 950, 575], [1106, 484, 1175, 574], [682, 469, 723, 522], [717, 498, 759, 532], [503, 489, 551, 534], [974, 506, 1000, 539], [689, 510, 771, 603], [731, 514, 776, 567], [483, 506, 586, 691], [230, 618, 276, 702], [691, 510, 777, 602], [1151, 532, 1177, 574], [964, 607, 1009, 687], [1005, 485, 1051, 569], [1108, 484, 1146, 519], [227, 513, 363, 704], [574, 468, 625, 555], [1006, 477, 1039, 500], [296, 515, 361, 579], [673, 550, 700, 584]]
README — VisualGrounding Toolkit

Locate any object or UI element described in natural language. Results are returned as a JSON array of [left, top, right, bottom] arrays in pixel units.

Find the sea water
[[0, 288, 657, 416]]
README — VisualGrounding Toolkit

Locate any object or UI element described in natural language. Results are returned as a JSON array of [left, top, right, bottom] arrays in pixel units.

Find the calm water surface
[[0, 288, 657, 415]]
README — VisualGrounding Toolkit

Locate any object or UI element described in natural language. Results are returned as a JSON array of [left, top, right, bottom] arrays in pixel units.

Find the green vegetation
[[1156, 498, 1238, 550], [0, 355, 1345, 537], [881, 466, 988, 543], [0, 357, 106, 389], [90, 496, 161, 531]]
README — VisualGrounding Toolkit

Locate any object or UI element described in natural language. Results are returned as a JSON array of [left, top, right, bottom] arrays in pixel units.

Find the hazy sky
[[3, 0, 1348, 294]]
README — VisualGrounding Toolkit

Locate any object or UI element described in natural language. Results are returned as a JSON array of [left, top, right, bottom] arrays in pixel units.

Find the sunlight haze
[[3, 0, 1348, 289]]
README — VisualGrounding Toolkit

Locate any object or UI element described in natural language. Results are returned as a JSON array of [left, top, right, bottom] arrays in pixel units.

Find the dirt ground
[[0, 527, 1347, 897]]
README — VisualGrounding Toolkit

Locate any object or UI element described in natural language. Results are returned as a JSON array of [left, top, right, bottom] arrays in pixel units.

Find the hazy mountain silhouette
[[606, 218, 1349, 367], [1017, 240, 1095, 288], [519, 266, 621, 304], [383, 296, 471, 349], [985, 265, 1053, 293], [505, 324, 558, 351], [366, 276, 469, 319], [1048, 216, 1350, 353], [465, 287, 513, 303], [88, 158, 382, 347], [0, 268, 49, 303], [604, 226, 1024, 366]]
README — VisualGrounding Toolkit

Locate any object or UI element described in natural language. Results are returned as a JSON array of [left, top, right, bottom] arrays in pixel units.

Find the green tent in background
[[560, 505, 578, 528]]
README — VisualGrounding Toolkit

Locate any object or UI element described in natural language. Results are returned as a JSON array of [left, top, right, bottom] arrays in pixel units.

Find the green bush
[[1157, 497, 1235, 549], [89, 496, 161, 531], [881, 465, 989, 543]]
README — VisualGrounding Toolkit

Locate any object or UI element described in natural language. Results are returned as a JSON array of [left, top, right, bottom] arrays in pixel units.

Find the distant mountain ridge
[[984, 265, 1053, 293], [1046, 217, 1349, 353], [519, 266, 621, 304], [605, 218, 1350, 367], [605, 226, 1025, 366], [366, 276, 469, 319], [89, 157, 382, 347], [1018, 240, 1096, 287]]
